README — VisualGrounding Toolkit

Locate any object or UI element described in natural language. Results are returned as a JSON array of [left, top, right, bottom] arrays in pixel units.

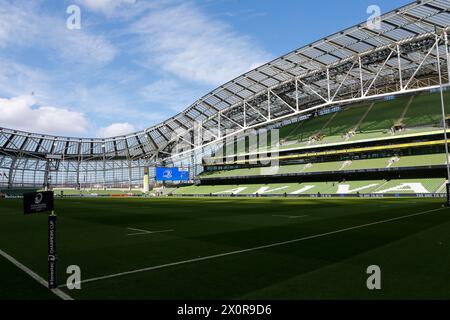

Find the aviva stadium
[[0, 0, 450, 197], [2, 0, 450, 302]]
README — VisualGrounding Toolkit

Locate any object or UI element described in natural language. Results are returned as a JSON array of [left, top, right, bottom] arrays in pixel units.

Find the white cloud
[[0, 0, 117, 66], [68, 83, 167, 126], [76, 0, 168, 19], [77, 0, 136, 16], [49, 27, 117, 66], [0, 0, 272, 137], [138, 79, 203, 112], [0, 96, 88, 135], [0, 1, 36, 48], [0, 59, 52, 99], [129, 2, 270, 85], [97, 122, 136, 137]]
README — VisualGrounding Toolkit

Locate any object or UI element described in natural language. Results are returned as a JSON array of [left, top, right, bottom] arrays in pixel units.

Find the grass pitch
[[1, 197, 450, 300]]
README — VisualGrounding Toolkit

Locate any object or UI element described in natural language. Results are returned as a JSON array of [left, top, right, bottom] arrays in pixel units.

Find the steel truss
[[167, 29, 450, 163]]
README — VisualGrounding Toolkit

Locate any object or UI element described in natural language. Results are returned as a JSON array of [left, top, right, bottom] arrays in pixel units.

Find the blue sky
[[0, 0, 410, 137]]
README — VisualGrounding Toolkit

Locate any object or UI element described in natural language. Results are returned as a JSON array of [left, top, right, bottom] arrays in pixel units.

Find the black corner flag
[[23, 191, 57, 289], [48, 212, 57, 289]]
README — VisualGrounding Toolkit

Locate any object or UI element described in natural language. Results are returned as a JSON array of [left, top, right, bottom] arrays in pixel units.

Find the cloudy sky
[[0, 0, 410, 137]]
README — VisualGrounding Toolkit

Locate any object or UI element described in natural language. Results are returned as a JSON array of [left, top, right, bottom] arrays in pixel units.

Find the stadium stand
[[403, 91, 450, 128], [174, 178, 446, 196], [357, 96, 410, 132], [194, 89, 450, 198], [0, 188, 38, 197], [149, 187, 177, 197], [206, 91, 450, 170], [201, 153, 448, 179], [1, 1, 448, 202], [228, 91, 450, 154], [52, 188, 143, 196]]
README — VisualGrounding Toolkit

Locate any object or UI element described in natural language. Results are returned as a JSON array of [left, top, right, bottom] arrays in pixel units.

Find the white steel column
[[243, 102, 247, 128], [436, 34, 450, 180], [217, 113, 221, 138], [8, 156, 17, 188], [102, 144, 106, 189], [445, 30, 450, 85], [397, 44, 403, 91], [326, 68, 331, 102], [359, 56, 364, 97], [128, 158, 132, 190]]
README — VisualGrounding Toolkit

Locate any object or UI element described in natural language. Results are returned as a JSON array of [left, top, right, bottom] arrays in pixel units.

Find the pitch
[[1, 197, 450, 300]]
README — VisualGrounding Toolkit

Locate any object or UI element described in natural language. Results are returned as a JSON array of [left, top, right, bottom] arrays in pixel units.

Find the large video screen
[[155, 167, 190, 181]]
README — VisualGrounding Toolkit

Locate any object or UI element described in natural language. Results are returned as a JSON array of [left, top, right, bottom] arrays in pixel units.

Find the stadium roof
[[0, 0, 449, 162]]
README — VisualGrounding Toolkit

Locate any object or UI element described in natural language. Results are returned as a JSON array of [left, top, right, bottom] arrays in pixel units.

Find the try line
[[60, 206, 446, 288], [0, 248, 73, 300]]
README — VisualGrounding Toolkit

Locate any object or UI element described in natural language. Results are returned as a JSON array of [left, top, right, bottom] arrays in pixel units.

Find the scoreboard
[[156, 167, 190, 181]]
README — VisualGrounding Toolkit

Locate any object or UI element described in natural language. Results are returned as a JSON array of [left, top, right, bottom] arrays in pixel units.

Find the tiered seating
[[323, 104, 370, 136], [209, 92, 448, 161], [346, 158, 390, 170], [302, 161, 342, 173], [281, 113, 334, 142], [358, 96, 410, 132], [175, 178, 445, 195], [201, 154, 447, 179], [283, 103, 373, 144], [371, 179, 445, 194], [53, 188, 143, 195], [403, 91, 450, 127], [392, 153, 447, 168], [278, 91, 447, 147], [149, 188, 177, 196]]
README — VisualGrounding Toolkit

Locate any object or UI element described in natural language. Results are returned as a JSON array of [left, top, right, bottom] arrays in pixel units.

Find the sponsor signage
[[156, 167, 190, 181], [23, 191, 54, 214], [48, 215, 57, 289]]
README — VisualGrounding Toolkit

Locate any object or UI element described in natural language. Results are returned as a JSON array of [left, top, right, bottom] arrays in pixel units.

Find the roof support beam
[[363, 49, 394, 97], [269, 89, 297, 113], [404, 39, 437, 89], [297, 78, 328, 103]]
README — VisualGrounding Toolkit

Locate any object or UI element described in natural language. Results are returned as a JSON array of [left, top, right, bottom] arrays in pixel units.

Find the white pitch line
[[126, 227, 174, 236], [272, 215, 308, 219], [0, 248, 73, 300], [61, 207, 445, 288], [127, 227, 153, 234]]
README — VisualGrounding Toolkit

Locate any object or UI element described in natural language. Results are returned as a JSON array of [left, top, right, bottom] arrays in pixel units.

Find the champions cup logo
[[34, 193, 43, 204]]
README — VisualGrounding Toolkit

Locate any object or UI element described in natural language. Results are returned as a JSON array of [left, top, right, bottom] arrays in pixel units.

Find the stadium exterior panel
[[0, 0, 449, 189]]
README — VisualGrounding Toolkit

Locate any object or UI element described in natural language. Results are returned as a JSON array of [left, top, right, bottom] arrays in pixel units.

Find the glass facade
[[0, 155, 149, 189]]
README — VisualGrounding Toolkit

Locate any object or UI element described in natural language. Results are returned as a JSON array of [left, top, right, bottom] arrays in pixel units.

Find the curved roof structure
[[1, 0, 449, 163]]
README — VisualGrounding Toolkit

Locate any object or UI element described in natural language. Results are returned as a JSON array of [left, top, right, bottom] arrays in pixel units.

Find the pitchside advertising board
[[156, 167, 190, 181]]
